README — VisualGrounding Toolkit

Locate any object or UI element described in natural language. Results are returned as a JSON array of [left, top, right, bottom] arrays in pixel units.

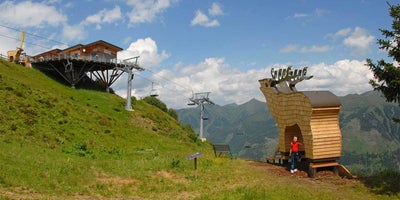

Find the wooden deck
[[31, 57, 143, 89]]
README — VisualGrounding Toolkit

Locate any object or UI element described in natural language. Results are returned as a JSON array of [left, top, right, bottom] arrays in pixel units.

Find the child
[[289, 136, 301, 173]]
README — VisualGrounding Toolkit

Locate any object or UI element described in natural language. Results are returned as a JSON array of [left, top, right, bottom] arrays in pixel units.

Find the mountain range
[[177, 90, 400, 174]]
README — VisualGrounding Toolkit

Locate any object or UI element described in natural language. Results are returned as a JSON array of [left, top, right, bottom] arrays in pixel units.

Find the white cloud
[[191, 10, 220, 27], [121, 58, 374, 109], [299, 45, 332, 53], [112, 46, 376, 109], [208, 2, 223, 16], [125, 0, 174, 25], [343, 27, 375, 55], [324, 27, 375, 55], [62, 24, 86, 42], [151, 57, 256, 108], [314, 8, 330, 17], [291, 8, 329, 19], [280, 44, 332, 53], [326, 28, 352, 39], [84, 6, 122, 27], [296, 59, 373, 96], [63, 6, 122, 41], [117, 37, 169, 68], [44, 0, 61, 4], [191, 2, 224, 28], [293, 13, 309, 18], [280, 44, 298, 53], [103, 6, 123, 23], [0, 1, 67, 27]]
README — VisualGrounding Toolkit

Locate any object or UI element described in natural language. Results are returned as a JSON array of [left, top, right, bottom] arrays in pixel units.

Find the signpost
[[187, 152, 202, 170]]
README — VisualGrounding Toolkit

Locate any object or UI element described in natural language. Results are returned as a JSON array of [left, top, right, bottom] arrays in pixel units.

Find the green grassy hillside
[[0, 59, 396, 199]]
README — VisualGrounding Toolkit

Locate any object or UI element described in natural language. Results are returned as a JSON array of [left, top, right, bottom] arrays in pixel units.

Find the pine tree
[[366, 2, 400, 123]]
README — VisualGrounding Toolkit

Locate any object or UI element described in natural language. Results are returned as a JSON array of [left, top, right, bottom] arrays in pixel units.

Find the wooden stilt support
[[266, 146, 281, 164]]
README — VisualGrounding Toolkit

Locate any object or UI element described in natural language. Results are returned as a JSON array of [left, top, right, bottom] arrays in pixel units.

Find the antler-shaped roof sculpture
[[270, 66, 313, 93]]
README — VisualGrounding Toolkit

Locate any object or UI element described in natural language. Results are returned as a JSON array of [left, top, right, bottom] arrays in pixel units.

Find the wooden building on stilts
[[31, 40, 142, 91]]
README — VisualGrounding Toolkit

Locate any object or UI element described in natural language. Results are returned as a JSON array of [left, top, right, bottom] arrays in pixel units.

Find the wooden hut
[[259, 68, 352, 178]]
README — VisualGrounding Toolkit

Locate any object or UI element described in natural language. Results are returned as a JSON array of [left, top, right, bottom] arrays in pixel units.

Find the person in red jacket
[[289, 136, 301, 173]]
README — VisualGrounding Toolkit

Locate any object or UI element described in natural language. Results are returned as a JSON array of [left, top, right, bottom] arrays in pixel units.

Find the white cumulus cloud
[[329, 28, 352, 39], [208, 2, 223, 16], [297, 59, 373, 96], [343, 27, 375, 55], [118, 37, 169, 69], [84, 6, 122, 28], [112, 51, 375, 109], [280, 44, 332, 53], [125, 0, 174, 25], [191, 10, 220, 27], [0, 1, 67, 27], [62, 24, 86, 42], [191, 2, 223, 28], [147, 59, 373, 109]]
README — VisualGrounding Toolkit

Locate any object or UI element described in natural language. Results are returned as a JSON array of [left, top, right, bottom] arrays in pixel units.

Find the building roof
[[34, 40, 123, 57], [84, 40, 123, 51], [302, 91, 341, 108], [61, 44, 84, 52], [34, 48, 62, 57]]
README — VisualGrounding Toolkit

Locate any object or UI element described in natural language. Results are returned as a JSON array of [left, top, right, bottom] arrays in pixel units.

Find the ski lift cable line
[[134, 73, 193, 100], [0, 33, 52, 50], [133, 70, 193, 100], [135, 73, 155, 84], [143, 67, 193, 93], [0, 24, 69, 46], [143, 68, 191, 91]]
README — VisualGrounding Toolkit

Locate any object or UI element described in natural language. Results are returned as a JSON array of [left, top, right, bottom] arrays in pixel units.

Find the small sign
[[187, 152, 202, 160]]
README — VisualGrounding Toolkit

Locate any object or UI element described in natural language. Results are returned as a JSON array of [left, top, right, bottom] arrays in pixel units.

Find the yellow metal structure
[[7, 30, 25, 64]]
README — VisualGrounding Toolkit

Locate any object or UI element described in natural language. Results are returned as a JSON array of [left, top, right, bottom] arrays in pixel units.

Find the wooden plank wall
[[309, 107, 342, 159]]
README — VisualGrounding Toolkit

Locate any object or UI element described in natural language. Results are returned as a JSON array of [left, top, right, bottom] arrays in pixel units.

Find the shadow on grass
[[359, 170, 400, 197]]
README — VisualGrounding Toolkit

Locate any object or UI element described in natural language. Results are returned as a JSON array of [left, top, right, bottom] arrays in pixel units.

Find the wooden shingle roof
[[302, 91, 341, 108]]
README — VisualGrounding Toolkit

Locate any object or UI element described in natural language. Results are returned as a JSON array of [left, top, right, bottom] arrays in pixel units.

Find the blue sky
[[0, 0, 396, 108]]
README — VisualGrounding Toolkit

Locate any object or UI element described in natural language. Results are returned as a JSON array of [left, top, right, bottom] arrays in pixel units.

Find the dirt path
[[247, 161, 359, 186]]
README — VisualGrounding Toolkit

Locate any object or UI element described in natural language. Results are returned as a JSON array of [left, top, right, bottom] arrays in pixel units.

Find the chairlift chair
[[202, 107, 209, 120], [150, 90, 158, 97], [149, 82, 158, 97]]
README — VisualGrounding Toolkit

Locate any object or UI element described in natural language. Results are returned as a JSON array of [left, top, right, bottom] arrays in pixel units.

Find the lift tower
[[187, 92, 214, 141], [118, 56, 144, 111]]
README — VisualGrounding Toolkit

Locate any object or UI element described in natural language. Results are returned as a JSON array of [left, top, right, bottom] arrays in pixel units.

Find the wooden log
[[310, 162, 339, 168]]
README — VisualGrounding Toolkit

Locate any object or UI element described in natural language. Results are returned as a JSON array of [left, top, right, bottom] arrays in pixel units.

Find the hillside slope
[[0, 59, 397, 199]]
